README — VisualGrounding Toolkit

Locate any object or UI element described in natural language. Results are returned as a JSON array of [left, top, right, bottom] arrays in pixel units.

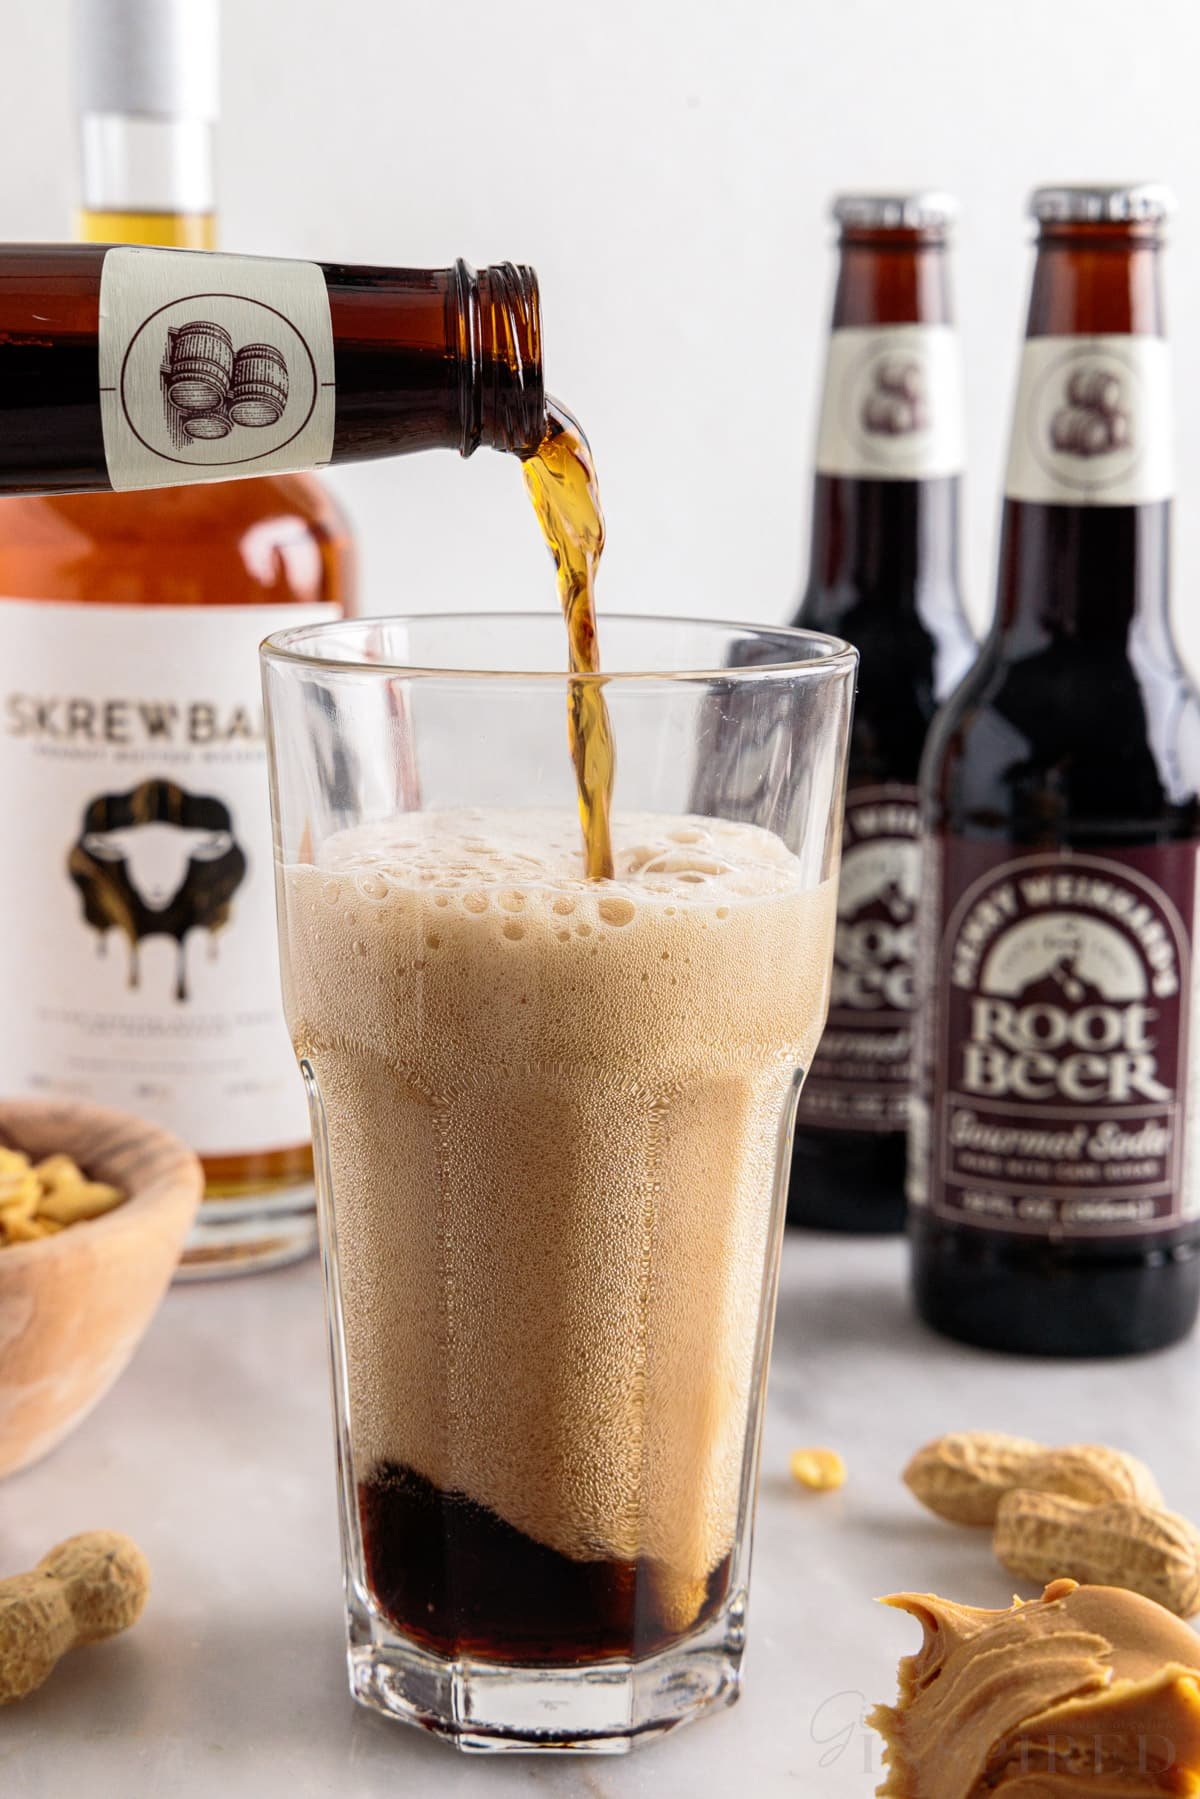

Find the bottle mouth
[[457, 260, 546, 458]]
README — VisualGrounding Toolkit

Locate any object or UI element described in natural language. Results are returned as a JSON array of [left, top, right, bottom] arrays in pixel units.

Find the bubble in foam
[[598, 896, 636, 927]]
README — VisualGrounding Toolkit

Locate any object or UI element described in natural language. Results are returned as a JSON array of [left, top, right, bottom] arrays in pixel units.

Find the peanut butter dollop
[[870, 1579, 1200, 1796]]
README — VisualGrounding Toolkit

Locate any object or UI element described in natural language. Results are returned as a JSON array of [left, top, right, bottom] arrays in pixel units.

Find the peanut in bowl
[[0, 1098, 202, 1479]]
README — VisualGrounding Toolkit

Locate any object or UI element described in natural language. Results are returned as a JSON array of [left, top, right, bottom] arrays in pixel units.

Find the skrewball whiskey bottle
[[0, 0, 357, 1275]]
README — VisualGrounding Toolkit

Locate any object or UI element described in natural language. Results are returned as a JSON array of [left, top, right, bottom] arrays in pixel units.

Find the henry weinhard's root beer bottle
[[788, 193, 974, 1232], [0, 249, 544, 493], [910, 184, 1200, 1356]]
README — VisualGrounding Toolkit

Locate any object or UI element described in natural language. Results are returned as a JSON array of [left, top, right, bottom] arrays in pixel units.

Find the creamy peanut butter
[[871, 1580, 1200, 1796]]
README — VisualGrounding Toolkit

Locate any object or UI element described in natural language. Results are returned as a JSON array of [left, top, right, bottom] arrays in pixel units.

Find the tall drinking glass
[[262, 614, 855, 1753]]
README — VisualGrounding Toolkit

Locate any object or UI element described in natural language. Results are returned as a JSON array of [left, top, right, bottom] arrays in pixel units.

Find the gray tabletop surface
[[3, 1234, 1196, 1798]]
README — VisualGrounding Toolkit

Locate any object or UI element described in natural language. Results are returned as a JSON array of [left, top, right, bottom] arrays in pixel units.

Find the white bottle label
[[98, 247, 336, 492], [1004, 335, 1173, 505], [0, 598, 339, 1158], [815, 324, 965, 480]]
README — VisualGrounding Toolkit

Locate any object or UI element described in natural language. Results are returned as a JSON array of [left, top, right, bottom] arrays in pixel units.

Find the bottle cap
[[1030, 183, 1175, 224], [832, 192, 958, 231], [75, 0, 219, 121]]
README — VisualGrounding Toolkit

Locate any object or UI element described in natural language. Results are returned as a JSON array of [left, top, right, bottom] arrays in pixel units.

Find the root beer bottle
[[910, 184, 1200, 1355], [788, 193, 974, 1231], [0, 249, 543, 493]]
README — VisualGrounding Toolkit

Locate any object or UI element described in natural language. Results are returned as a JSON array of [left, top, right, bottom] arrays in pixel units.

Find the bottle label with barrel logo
[[795, 784, 919, 1133], [98, 248, 336, 491], [910, 840, 1200, 1237], [815, 325, 965, 481], [1004, 335, 1173, 506]]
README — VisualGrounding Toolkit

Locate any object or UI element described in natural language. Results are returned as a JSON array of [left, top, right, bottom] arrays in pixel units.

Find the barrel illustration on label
[[67, 778, 247, 1002], [795, 785, 920, 1134], [162, 323, 290, 450], [929, 848, 1195, 1239], [1051, 363, 1132, 459], [1011, 340, 1164, 502], [861, 356, 928, 438]]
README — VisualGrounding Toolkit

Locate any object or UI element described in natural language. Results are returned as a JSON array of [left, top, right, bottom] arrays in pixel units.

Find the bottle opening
[[458, 262, 545, 458]]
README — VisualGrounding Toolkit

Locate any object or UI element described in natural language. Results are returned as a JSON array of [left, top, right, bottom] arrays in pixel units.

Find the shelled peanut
[[0, 1146, 125, 1246], [790, 1447, 847, 1492]]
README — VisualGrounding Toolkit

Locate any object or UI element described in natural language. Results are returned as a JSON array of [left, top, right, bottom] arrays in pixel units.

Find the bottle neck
[[996, 223, 1171, 646], [76, 112, 216, 248], [807, 227, 962, 610], [830, 228, 953, 328], [995, 501, 1169, 646], [317, 260, 545, 462], [806, 473, 960, 608]]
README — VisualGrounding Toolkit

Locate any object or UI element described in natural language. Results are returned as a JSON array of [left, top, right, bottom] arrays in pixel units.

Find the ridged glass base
[[345, 1585, 746, 1753], [175, 1185, 317, 1281]]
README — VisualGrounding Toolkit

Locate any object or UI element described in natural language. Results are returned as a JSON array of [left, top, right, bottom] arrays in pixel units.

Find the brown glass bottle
[[911, 185, 1200, 1355], [0, 250, 544, 494], [788, 194, 974, 1232]]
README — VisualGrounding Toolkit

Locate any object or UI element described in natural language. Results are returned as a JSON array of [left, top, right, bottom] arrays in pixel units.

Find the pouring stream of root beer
[[522, 401, 616, 880]]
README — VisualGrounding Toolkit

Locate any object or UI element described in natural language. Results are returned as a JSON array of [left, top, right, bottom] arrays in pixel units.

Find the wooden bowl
[[0, 1099, 202, 1479]]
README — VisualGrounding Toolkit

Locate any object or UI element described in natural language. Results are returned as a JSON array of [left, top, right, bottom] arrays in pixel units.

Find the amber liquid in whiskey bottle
[[0, 0, 355, 1274]]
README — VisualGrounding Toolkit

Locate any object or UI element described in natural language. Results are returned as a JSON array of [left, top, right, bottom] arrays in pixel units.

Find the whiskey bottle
[[0, 0, 358, 1275]]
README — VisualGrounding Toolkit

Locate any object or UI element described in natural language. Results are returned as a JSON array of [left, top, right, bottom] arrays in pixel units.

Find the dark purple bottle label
[[911, 839, 1199, 1239]]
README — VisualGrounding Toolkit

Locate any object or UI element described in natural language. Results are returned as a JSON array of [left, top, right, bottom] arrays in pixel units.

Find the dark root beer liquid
[[788, 193, 974, 1231], [911, 184, 1200, 1355]]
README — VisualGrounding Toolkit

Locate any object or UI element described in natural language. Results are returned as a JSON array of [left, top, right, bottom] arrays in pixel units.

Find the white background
[[3, 0, 1200, 659]]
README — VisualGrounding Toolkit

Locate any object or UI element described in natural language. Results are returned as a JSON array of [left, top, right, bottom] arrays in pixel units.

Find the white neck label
[[1004, 335, 1173, 506], [99, 247, 336, 491], [815, 324, 964, 480]]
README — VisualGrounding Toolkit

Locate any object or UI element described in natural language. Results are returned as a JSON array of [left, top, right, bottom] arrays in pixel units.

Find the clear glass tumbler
[[261, 614, 856, 1753]]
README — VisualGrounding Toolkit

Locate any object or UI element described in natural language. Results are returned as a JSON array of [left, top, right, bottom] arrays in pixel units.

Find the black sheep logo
[[861, 356, 928, 437], [67, 779, 247, 1002], [161, 322, 289, 450], [1050, 365, 1132, 459]]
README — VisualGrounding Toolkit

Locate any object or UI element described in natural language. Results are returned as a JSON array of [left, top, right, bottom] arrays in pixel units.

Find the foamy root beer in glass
[[282, 809, 835, 1662]]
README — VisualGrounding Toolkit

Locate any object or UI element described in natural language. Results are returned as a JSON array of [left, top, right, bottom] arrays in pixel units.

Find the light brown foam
[[282, 810, 835, 1623]]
